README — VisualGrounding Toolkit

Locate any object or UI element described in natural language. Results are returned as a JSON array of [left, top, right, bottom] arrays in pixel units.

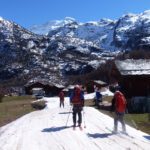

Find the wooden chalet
[[113, 59, 150, 113], [25, 80, 64, 96], [114, 59, 150, 98]]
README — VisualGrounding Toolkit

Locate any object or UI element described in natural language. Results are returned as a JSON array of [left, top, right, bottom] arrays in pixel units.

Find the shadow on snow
[[87, 133, 113, 138], [59, 112, 72, 114], [143, 135, 150, 141], [42, 126, 71, 132]]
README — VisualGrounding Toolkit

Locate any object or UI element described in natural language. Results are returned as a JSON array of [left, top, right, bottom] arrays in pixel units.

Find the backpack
[[71, 88, 84, 105], [115, 91, 127, 113]]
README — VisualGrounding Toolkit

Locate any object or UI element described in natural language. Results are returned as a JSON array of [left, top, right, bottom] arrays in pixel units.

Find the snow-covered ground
[[0, 96, 149, 150]]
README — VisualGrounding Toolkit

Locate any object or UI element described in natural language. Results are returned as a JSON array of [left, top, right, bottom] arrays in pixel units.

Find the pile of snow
[[84, 93, 95, 100], [84, 88, 114, 100], [101, 88, 114, 96], [0, 96, 149, 150]]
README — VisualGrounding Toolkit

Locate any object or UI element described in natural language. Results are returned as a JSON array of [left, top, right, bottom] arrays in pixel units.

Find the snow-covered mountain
[[29, 17, 77, 35], [0, 96, 149, 150], [1, 10, 150, 85], [0, 17, 106, 85], [30, 10, 150, 51]]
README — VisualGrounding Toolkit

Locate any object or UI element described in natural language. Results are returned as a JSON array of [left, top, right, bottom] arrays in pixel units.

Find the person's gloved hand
[[82, 101, 84, 107]]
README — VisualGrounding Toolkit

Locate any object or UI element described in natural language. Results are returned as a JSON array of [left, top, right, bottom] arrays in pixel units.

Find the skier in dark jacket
[[70, 85, 84, 127], [95, 87, 102, 106]]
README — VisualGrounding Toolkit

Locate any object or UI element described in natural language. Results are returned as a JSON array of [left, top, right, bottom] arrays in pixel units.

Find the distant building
[[31, 87, 45, 99], [25, 80, 64, 97], [86, 80, 107, 93]]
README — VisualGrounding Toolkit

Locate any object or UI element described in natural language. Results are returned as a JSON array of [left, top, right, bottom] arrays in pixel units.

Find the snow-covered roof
[[67, 85, 76, 89], [54, 84, 65, 88], [115, 59, 150, 75], [92, 80, 107, 85], [32, 88, 43, 91], [25, 79, 64, 88]]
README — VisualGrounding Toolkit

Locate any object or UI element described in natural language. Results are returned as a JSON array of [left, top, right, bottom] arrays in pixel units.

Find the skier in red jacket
[[111, 87, 127, 133], [59, 90, 65, 108], [70, 85, 84, 128]]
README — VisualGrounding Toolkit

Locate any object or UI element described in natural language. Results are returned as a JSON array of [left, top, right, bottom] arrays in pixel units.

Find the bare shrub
[[31, 100, 46, 110]]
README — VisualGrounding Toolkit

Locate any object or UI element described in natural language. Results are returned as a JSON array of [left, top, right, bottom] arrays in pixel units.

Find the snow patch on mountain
[[88, 60, 105, 69], [29, 17, 77, 35], [0, 16, 4, 21]]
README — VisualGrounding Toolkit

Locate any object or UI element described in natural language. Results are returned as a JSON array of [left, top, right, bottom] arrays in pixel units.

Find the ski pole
[[128, 113, 138, 129], [65, 106, 72, 127], [83, 108, 86, 128]]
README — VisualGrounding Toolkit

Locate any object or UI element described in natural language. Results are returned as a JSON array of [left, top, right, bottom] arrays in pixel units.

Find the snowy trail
[[0, 97, 149, 150]]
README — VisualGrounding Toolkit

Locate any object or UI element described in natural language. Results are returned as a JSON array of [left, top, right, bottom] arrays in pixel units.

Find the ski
[[105, 127, 133, 138], [72, 125, 83, 131], [79, 126, 83, 131]]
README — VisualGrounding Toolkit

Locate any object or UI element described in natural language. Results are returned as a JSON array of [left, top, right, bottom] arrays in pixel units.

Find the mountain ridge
[[1, 10, 150, 85]]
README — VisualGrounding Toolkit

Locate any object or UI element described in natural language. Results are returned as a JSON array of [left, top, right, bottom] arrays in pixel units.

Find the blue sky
[[1, 0, 150, 28]]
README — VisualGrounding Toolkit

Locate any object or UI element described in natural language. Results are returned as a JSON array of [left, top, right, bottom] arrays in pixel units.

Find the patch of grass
[[85, 96, 113, 107], [102, 96, 113, 103], [0, 96, 36, 127], [125, 113, 150, 134], [84, 99, 95, 106]]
